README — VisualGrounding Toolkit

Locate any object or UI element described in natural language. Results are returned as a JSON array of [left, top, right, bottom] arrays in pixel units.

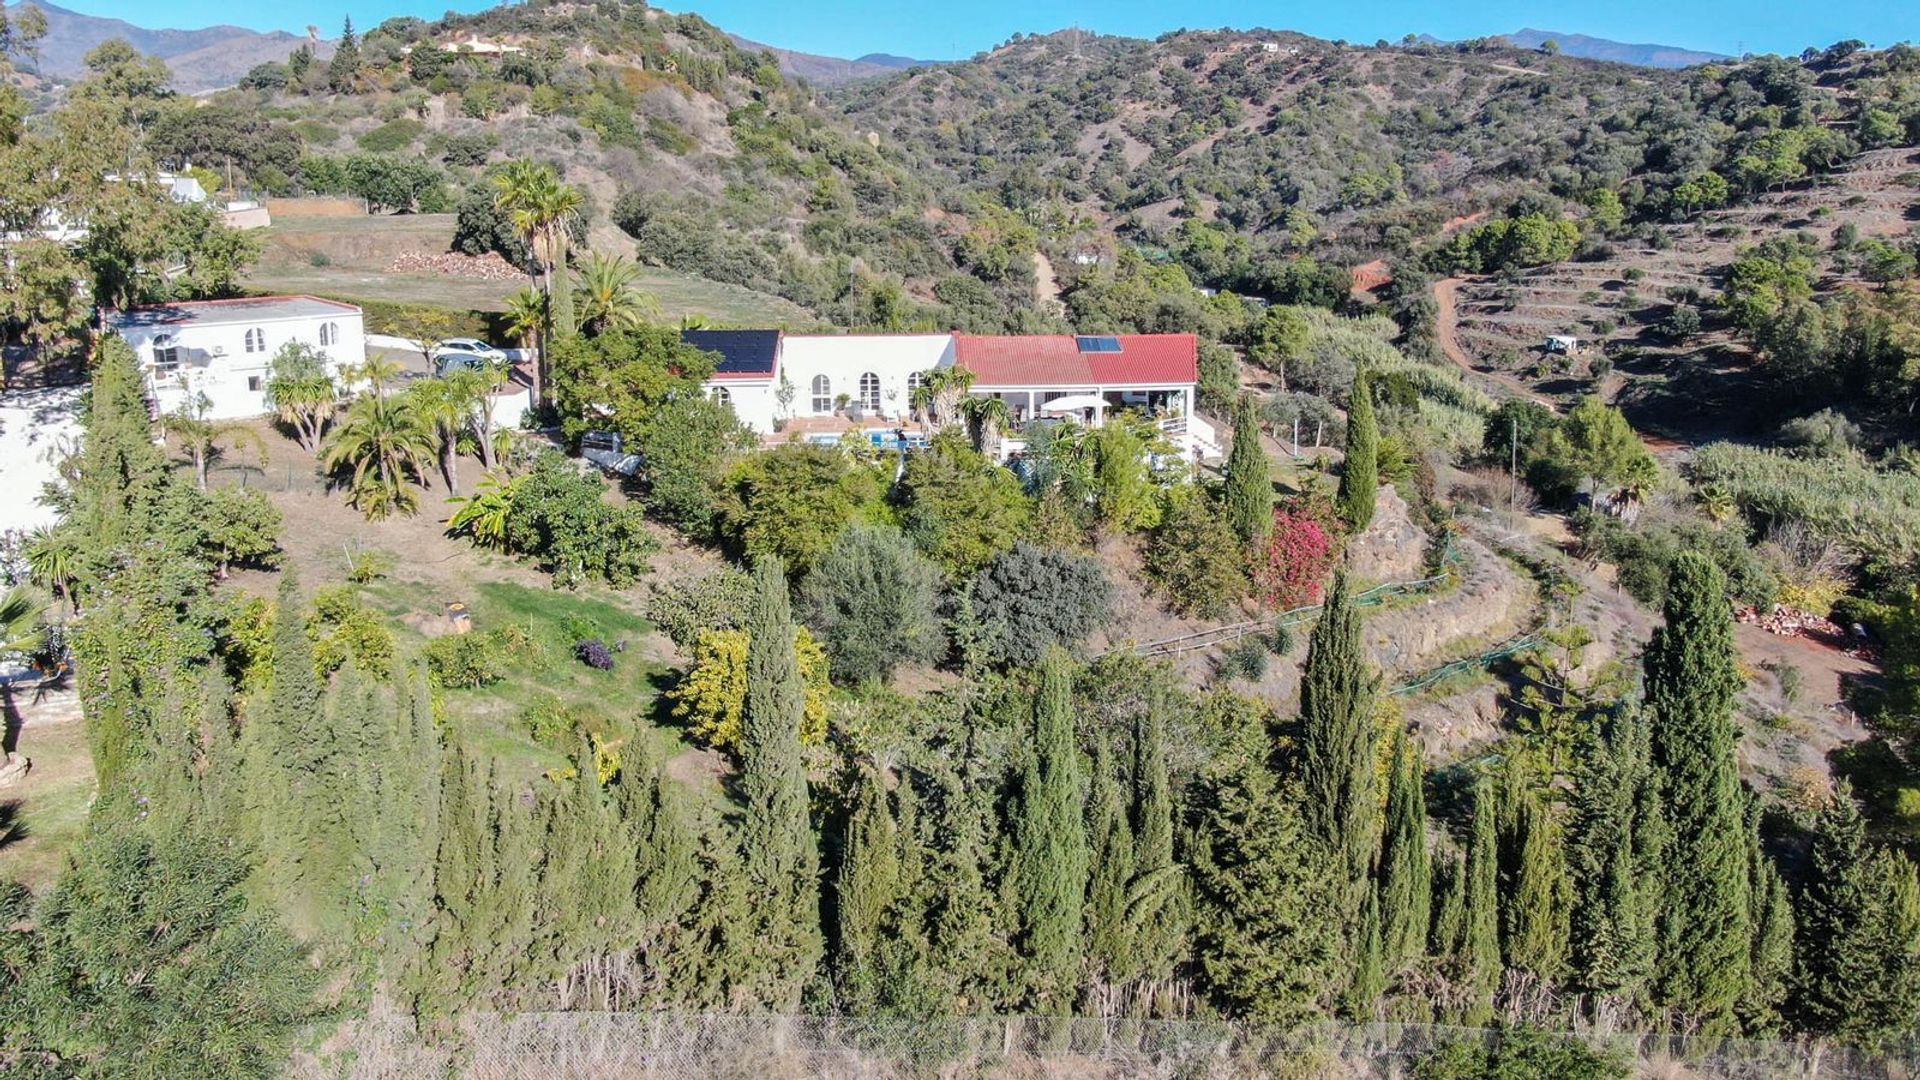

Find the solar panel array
[[1074, 335, 1123, 353]]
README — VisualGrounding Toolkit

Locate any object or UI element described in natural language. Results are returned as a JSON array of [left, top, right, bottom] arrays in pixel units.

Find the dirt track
[[1431, 277, 1558, 409]]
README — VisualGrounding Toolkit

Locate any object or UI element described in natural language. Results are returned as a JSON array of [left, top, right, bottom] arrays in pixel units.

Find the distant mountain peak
[[7, 0, 327, 92], [1499, 28, 1729, 68]]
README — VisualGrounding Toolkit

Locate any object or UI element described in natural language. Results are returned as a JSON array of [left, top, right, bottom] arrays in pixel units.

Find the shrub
[[797, 523, 945, 685], [669, 626, 830, 751], [645, 568, 755, 650], [310, 586, 396, 678], [1257, 506, 1337, 609], [504, 453, 658, 589], [968, 542, 1113, 667], [1144, 485, 1248, 620], [356, 118, 425, 153], [1219, 637, 1269, 680], [1573, 509, 1777, 607], [424, 631, 510, 688], [575, 639, 615, 670], [1412, 1027, 1628, 1080], [896, 435, 1033, 575], [518, 697, 600, 748]]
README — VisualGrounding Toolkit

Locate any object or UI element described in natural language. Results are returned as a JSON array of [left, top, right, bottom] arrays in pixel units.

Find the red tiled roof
[[953, 333, 1197, 387]]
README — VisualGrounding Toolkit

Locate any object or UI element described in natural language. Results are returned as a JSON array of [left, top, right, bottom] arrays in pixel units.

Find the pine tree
[[1223, 393, 1273, 547], [1378, 727, 1431, 973], [1188, 752, 1340, 1022], [1084, 732, 1136, 991], [1013, 648, 1090, 1009], [1459, 778, 1502, 1024], [1298, 572, 1380, 894], [1337, 372, 1378, 530], [327, 17, 361, 92], [735, 555, 823, 1009], [1645, 553, 1751, 1028], [1793, 784, 1920, 1040]]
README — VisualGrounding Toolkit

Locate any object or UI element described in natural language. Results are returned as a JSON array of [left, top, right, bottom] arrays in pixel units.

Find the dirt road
[[1431, 277, 1558, 409]]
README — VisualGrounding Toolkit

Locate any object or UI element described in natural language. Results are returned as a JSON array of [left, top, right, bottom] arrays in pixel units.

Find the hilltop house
[[684, 329, 1219, 460], [106, 296, 365, 421]]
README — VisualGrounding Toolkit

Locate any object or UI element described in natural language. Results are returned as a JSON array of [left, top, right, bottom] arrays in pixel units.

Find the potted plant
[[834, 392, 851, 416]]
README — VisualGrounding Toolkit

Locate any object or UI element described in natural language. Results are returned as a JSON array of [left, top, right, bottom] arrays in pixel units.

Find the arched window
[[244, 327, 265, 353], [711, 386, 731, 405], [858, 371, 881, 411], [152, 334, 179, 374], [906, 371, 925, 399], [318, 321, 339, 347], [810, 374, 832, 413]]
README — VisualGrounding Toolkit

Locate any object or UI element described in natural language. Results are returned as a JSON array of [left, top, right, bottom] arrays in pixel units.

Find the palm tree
[[912, 366, 975, 431], [493, 160, 583, 404], [0, 586, 45, 658], [264, 341, 339, 452], [22, 526, 79, 613], [958, 394, 1013, 456], [446, 471, 524, 551], [573, 251, 658, 335], [502, 286, 549, 351], [321, 392, 437, 520], [404, 376, 479, 494], [166, 392, 266, 489], [342, 353, 406, 399]]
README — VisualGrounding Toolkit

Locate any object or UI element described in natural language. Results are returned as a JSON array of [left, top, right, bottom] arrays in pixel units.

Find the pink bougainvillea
[[1258, 506, 1337, 610]]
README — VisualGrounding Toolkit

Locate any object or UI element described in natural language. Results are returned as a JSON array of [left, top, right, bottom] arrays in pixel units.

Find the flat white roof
[[106, 295, 361, 331]]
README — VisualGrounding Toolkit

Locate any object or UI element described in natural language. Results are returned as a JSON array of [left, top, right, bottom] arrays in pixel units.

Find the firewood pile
[[387, 250, 524, 281], [1735, 603, 1843, 640]]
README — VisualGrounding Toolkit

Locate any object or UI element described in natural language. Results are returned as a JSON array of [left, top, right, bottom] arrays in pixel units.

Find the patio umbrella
[[1041, 394, 1106, 412]]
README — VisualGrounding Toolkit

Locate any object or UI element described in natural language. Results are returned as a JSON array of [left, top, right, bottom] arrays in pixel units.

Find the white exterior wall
[[712, 378, 777, 433], [116, 310, 365, 421], [779, 335, 956, 422]]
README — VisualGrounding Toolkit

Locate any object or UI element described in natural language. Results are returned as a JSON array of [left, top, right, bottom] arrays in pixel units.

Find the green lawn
[[355, 578, 687, 782], [0, 720, 95, 893]]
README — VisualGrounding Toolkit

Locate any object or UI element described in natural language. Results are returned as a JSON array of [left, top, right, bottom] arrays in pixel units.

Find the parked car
[[579, 430, 641, 476], [433, 338, 506, 362], [433, 351, 500, 377]]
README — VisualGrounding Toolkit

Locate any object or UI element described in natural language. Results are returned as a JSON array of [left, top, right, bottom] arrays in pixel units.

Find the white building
[[685, 329, 1220, 460], [105, 295, 365, 421]]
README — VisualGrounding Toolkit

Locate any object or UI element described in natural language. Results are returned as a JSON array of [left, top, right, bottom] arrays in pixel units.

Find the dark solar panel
[[1075, 335, 1123, 353], [682, 329, 779, 376]]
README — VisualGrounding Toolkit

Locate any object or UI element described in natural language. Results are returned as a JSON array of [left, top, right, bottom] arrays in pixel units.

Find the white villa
[[686, 330, 1221, 460], [105, 295, 366, 421]]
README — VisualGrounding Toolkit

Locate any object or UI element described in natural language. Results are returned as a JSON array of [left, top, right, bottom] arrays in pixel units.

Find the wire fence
[[290, 1013, 1920, 1080]]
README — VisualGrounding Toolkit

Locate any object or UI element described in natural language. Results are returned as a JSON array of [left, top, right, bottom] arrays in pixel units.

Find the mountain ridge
[[7, 0, 327, 92]]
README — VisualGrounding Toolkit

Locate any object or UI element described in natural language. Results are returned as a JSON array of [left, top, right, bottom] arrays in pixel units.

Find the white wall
[[116, 311, 365, 421], [779, 334, 956, 421], [712, 378, 777, 434]]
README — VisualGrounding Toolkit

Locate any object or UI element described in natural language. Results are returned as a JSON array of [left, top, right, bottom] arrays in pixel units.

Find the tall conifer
[[1013, 648, 1089, 1009], [736, 555, 823, 1009], [1338, 373, 1378, 530], [1459, 779, 1501, 1024], [1298, 572, 1380, 893], [1645, 553, 1751, 1028], [1126, 684, 1187, 988], [1378, 727, 1431, 972], [1793, 784, 1920, 1040], [1223, 393, 1273, 547], [1085, 733, 1135, 989]]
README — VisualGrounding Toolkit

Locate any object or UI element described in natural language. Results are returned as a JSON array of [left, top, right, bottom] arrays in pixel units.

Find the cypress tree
[[1085, 732, 1135, 989], [1344, 890, 1385, 1018], [736, 554, 823, 1009], [1503, 784, 1570, 980], [251, 570, 323, 901], [1188, 753, 1340, 1022], [1298, 572, 1380, 894], [1569, 706, 1656, 1004], [1644, 553, 1751, 1028], [1740, 798, 1794, 1034], [1792, 784, 1920, 1040], [1223, 393, 1273, 547], [1459, 778, 1501, 1024], [1378, 727, 1431, 973], [1429, 850, 1465, 960], [1013, 648, 1090, 1009], [616, 736, 700, 936], [1337, 372, 1378, 530], [834, 766, 901, 1013], [1126, 684, 1187, 989]]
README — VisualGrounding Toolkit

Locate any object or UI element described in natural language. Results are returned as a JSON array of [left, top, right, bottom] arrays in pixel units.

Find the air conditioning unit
[[209, 345, 228, 357]]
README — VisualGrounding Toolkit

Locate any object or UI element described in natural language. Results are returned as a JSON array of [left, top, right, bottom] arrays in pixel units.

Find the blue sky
[[49, 0, 1913, 62]]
